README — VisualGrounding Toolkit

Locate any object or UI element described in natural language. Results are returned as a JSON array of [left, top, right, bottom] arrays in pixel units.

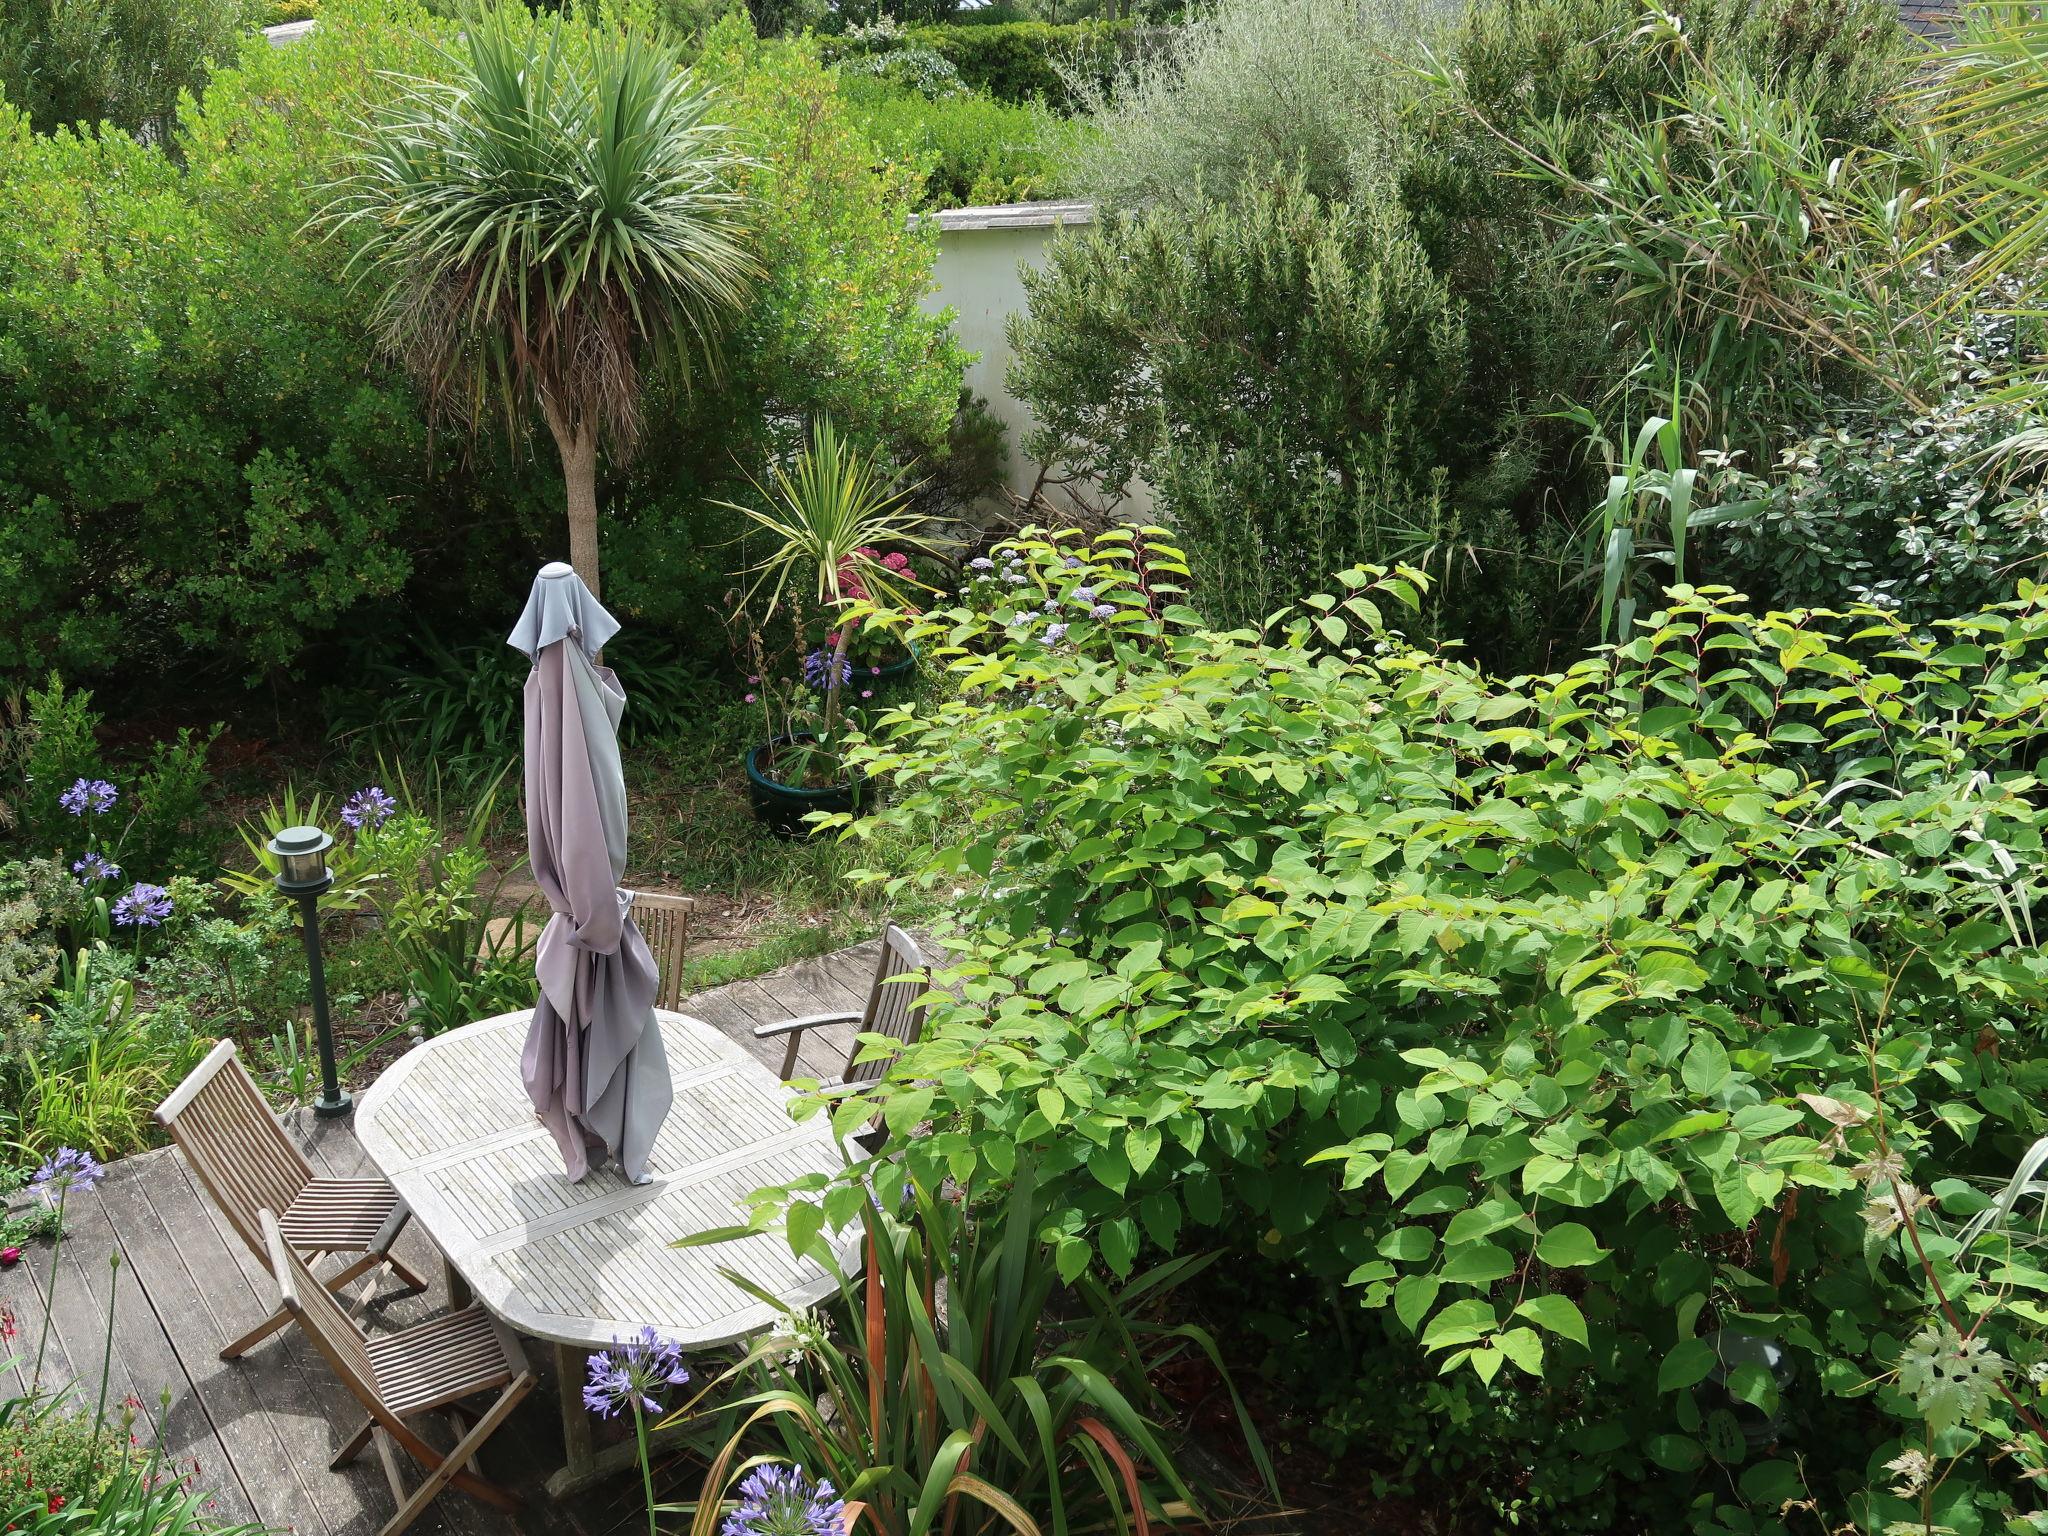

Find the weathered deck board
[[0, 940, 883, 1536]]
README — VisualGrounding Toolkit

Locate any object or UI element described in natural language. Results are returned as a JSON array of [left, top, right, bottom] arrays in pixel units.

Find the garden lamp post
[[269, 824, 351, 1119]]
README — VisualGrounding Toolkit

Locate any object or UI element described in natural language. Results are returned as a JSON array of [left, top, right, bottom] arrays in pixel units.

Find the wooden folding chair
[[155, 1039, 427, 1360], [260, 1209, 535, 1536], [755, 923, 929, 1083], [631, 890, 696, 1012]]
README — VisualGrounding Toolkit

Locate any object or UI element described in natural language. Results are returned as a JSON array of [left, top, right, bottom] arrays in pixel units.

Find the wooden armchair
[[631, 890, 696, 1012], [154, 1039, 426, 1360], [260, 1209, 535, 1536], [755, 924, 929, 1083]]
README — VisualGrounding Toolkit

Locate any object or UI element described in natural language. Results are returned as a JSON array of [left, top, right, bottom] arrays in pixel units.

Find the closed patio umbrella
[[508, 562, 672, 1183]]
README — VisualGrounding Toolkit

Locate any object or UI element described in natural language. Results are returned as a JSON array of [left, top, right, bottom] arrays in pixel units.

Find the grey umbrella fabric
[[509, 563, 672, 1184]]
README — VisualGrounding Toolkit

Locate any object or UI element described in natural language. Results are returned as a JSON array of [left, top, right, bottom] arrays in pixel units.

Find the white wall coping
[[926, 199, 1096, 233], [263, 18, 317, 45]]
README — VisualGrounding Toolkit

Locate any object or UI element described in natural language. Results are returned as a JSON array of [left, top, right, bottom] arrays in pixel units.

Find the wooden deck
[[0, 939, 882, 1536]]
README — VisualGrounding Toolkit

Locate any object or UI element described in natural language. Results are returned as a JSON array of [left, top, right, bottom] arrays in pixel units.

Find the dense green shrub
[[1710, 327, 2048, 622], [822, 18, 1135, 108], [822, 533, 2048, 1530], [0, 0, 256, 138], [0, 1, 966, 689], [1031, 0, 1919, 668], [1011, 175, 1578, 662], [840, 78, 1065, 207]]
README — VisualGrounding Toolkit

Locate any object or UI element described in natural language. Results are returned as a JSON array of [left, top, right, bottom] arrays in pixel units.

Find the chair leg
[[384, 1254, 430, 1294], [219, 1306, 292, 1361], [331, 1419, 374, 1471], [377, 1384, 532, 1536]]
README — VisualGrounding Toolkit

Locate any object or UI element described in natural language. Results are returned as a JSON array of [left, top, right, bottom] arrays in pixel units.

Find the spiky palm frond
[[325, 7, 759, 455], [720, 417, 944, 620], [1923, 0, 2048, 304]]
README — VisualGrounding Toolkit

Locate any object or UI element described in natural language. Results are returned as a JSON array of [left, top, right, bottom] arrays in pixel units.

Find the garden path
[[0, 937, 882, 1536]]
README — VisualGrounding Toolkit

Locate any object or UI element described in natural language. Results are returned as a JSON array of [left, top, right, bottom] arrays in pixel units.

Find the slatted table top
[[355, 1009, 848, 1351]]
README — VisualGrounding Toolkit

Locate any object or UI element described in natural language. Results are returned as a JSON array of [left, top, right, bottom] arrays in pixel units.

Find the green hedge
[[840, 77, 1069, 207], [823, 19, 1138, 109]]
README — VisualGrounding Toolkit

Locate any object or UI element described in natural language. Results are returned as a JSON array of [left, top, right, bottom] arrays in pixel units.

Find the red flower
[[45, 1494, 62, 1513], [0, 1305, 16, 1343], [0, 1248, 20, 1270]]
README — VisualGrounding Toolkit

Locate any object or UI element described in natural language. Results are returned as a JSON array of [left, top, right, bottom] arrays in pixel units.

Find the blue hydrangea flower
[[968, 556, 994, 572], [1075, 586, 1097, 605], [1091, 603, 1116, 620], [1044, 622, 1068, 644], [111, 883, 173, 928], [583, 1327, 690, 1419], [721, 1464, 845, 1536], [802, 650, 853, 692], [31, 1148, 104, 1204], [72, 854, 122, 885], [59, 779, 117, 817], [341, 785, 397, 830], [1007, 612, 1032, 628], [1062, 555, 1083, 569]]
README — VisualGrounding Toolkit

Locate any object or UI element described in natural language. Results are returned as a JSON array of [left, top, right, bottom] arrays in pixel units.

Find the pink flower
[[882, 551, 912, 573], [744, 693, 757, 704], [0, 1248, 18, 1270], [861, 689, 873, 699], [869, 665, 880, 675]]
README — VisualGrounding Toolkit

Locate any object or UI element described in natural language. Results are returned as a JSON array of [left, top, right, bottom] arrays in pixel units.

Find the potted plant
[[721, 418, 938, 836]]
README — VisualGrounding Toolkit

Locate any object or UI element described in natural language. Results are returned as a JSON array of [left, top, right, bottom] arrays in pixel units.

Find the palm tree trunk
[[546, 410, 602, 599]]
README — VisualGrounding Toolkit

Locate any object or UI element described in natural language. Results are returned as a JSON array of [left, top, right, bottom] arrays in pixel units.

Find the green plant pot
[[745, 734, 866, 839], [869, 644, 920, 686]]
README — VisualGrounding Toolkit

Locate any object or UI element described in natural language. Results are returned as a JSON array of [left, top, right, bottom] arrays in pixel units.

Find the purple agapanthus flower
[[721, 1465, 845, 1536], [802, 650, 853, 692], [583, 1327, 690, 1419], [59, 779, 117, 817], [340, 785, 397, 830], [31, 1148, 104, 1204], [72, 853, 122, 885], [111, 883, 173, 928], [1091, 603, 1116, 620], [1044, 622, 1068, 644]]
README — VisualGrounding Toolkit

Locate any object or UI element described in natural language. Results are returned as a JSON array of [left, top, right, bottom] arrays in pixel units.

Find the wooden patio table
[[354, 1008, 851, 1498]]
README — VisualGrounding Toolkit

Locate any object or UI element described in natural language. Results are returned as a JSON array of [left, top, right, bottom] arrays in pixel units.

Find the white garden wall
[[924, 199, 1150, 520]]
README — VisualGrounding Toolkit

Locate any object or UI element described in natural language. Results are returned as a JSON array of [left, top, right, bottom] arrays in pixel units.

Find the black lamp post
[[269, 824, 351, 1119]]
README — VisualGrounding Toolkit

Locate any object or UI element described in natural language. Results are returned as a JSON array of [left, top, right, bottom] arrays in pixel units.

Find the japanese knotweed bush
[[806, 530, 2048, 1531]]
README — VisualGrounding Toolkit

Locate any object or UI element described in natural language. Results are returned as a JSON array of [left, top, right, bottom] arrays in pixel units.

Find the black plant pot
[[745, 734, 866, 839]]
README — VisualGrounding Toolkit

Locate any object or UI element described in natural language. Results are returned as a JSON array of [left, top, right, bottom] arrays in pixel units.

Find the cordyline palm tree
[[327, 8, 759, 598]]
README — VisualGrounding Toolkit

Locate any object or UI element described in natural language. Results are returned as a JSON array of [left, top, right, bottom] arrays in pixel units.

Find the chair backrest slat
[[262, 1208, 380, 1402], [845, 925, 928, 1085], [156, 1041, 312, 1257], [632, 892, 695, 1013]]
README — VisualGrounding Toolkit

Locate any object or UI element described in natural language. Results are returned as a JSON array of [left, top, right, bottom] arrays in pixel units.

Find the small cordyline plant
[[672, 1157, 1272, 1536], [585, 1326, 692, 1536], [719, 418, 942, 781]]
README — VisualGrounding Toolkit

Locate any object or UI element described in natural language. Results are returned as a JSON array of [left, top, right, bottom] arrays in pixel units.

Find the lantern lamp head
[[268, 825, 335, 895]]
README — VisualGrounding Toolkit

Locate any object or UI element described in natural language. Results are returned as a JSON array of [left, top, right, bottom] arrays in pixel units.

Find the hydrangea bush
[[819, 529, 2048, 1529]]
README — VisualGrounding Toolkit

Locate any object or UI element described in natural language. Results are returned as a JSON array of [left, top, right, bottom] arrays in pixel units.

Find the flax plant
[[325, 8, 759, 598], [719, 418, 942, 750]]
